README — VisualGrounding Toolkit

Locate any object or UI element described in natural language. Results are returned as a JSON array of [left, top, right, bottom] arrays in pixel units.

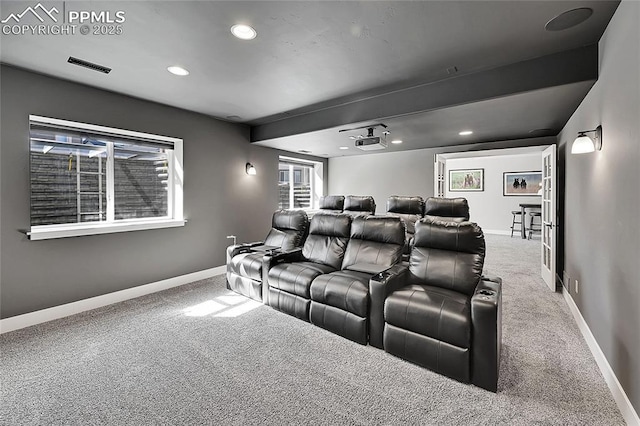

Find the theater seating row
[[318, 195, 376, 216], [319, 195, 469, 220], [318, 195, 470, 259], [225, 198, 502, 392]]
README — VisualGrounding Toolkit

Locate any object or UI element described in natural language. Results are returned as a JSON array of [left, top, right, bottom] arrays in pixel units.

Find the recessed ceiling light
[[391, 140, 403, 144], [167, 66, 189, 76], [339, 146, 349, 150], [459, 130, 473, 136], [231, 24, 257, 40]]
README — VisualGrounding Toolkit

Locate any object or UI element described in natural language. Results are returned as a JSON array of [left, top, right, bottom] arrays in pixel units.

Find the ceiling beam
[[251, 44, 597, 142]]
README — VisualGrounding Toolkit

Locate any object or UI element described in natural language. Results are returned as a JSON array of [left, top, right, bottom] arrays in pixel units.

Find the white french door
[[541, 145, 557, 291], [434, 154, 446, 197]]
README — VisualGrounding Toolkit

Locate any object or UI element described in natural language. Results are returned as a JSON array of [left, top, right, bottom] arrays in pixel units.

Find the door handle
[[544, 222, 553, 228]]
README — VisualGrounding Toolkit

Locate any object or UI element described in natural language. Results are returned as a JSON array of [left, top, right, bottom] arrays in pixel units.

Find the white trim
[[170, 140, 184, 221], [28, 218, 186, 240], [29, 115, 182, 144], [106, 141, 115, 222], [483, 229, 512, 236], [167, 150, 175, 220], [0, 266, 226, 334], [563, 289, 640, 426], [288, 164, 295, 208]]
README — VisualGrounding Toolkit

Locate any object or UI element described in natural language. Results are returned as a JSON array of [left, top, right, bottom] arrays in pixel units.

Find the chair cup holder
[[477, 289, 496, 297]]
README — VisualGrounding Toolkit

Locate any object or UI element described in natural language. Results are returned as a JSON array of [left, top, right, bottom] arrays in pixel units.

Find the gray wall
[[328, 137, 555, 214], [557, 0, 639, 414], [0, 65, 326, 319]]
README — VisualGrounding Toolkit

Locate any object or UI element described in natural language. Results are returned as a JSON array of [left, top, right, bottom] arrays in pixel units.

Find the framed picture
[[503, 171, 542, 196], [449, 169, 484, 192]]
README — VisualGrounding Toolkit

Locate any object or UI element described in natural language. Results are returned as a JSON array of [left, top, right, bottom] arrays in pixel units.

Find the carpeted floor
[[0, 235, 625, 425]]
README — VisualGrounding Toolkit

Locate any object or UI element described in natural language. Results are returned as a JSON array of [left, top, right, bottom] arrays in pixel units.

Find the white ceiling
[[0, 1, 620, 156]]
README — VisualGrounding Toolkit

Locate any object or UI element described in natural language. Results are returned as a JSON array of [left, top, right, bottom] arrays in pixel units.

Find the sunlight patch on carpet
[[183, 293, 261, 317]]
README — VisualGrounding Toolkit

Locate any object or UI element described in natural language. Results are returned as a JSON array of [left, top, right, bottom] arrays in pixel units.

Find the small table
[[519, 203, 542, 239]]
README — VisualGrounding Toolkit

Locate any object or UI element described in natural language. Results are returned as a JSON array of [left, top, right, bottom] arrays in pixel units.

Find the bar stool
[[528, 211, 542, 240], [510, 210, 524, 238]]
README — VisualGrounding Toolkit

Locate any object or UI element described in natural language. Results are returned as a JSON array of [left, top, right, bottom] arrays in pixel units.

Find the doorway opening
[[435, 145, 558, 291]]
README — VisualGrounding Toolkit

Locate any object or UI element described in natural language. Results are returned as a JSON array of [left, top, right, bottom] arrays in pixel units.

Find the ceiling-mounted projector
[[350, 126, 388, 151], [355, 134, 387, 151]]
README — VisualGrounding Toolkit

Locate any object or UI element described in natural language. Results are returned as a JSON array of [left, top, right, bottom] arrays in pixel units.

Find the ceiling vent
[[67, 56, 112, 74]]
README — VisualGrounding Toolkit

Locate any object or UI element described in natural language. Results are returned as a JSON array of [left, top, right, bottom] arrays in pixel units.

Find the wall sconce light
[[245, 162, 257, 175], [571, 125, 602, 154]]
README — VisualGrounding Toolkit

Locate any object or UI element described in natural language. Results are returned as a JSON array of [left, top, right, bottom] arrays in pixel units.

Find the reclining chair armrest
[[369, 264, 410, 349], [268, 248, 304, 265], [260, 248, 304, 305], [480, 273, 502, 284], [226, 241, 265, 263], [471, 277, 502, 392]]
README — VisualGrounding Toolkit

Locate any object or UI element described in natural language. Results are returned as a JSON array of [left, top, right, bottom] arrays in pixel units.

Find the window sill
[[27, 218, 186, 241]]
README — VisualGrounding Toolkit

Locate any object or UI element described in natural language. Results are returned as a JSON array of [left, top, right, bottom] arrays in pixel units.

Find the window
[[28, 115, 184, 240], [278, 157, 323, 210]]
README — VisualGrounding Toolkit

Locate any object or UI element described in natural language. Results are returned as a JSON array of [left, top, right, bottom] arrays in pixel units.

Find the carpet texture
[[0, 235, 625, 425]]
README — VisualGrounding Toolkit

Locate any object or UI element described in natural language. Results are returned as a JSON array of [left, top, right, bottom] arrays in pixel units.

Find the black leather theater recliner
[[319, 195, 345, 213], [386, 195, 425, 258], [309, 216, 405, 345], [226, 210, 309, 302], [265, 213, 352, 321], [371, 218, 502, 392], [424, 197, 470, 222], [343, 195, 376, 218]]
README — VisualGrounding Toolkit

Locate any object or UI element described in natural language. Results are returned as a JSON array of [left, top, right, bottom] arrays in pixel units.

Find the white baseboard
[[0, 265, 226, 334], [483, 229, 512, 236], [563, 289, 640, 426]]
